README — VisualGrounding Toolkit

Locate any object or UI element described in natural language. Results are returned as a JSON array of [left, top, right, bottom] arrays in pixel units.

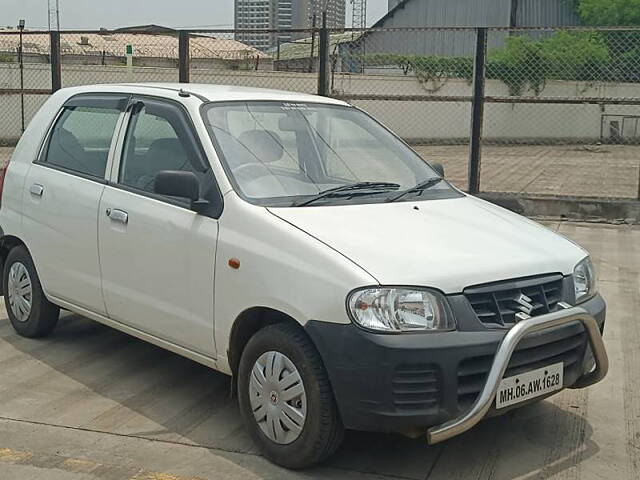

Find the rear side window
[[42, 106, 121, 178]]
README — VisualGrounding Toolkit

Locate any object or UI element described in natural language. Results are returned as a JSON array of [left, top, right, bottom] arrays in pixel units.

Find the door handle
[[106, 208, 128, 224], [30, 184, 44, 197]]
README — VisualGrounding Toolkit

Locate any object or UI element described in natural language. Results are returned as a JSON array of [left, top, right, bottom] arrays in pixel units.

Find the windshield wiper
[[387, 177, 444, 202], [293, 182, 401, 207]]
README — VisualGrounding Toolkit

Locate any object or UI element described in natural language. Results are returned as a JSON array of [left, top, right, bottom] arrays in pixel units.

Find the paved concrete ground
[[415, 144, 640, 199], [0, 221, 639, 479], [3, 144, 639, 199]]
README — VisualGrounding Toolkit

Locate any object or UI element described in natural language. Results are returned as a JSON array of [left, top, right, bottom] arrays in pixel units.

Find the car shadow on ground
[[2, 313, 598, 480]]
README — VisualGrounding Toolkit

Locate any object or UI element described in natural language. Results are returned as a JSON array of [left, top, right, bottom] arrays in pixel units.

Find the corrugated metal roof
[[366, 0, 583, 57], [0, 32, 269, 60], [374, 0, 511, 28], [515, 0, 582, 27], [375, 0, 582, 28], [367, 0, 511, 57], [273, 32, 365, 60]]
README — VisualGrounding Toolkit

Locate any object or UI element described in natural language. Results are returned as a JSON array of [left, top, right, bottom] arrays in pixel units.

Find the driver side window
[[119, 101, 201, 194]]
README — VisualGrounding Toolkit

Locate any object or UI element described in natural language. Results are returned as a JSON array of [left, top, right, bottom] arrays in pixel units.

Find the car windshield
[[201, 101, 455, 206]]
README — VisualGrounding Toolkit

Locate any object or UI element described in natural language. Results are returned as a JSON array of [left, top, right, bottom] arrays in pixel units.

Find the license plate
[[496, 362, 563, 409]]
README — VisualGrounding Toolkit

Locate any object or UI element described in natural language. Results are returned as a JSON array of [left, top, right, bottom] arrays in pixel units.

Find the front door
[[98, 96, 220, 356]]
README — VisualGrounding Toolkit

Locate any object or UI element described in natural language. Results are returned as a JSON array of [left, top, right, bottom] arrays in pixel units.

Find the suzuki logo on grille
[[514, 293, 534, 316]]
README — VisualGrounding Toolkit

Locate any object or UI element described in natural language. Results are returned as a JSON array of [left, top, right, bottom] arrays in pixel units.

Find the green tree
[[487, 36, 547, 95], [540, 31, 610, 81], [576, 0, 640, 81], [366, 54, 473, 89], [486, 32, 611, 95], [576, 0, 640, 26]]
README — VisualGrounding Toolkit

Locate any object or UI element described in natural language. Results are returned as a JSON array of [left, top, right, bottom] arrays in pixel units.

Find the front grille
[[392, 364, 440, 413], [465, 275, 564, 327], [457, 329, 587, 409]]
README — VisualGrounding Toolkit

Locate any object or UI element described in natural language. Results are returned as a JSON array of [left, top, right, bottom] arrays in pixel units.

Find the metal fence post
[[18, 25, 25, 132], [309, 15, 317, 74], [50, 31, 62, 92], [317, 12, 329, 97], [178, 31, 190, 83], [467, 27, 487, 194]]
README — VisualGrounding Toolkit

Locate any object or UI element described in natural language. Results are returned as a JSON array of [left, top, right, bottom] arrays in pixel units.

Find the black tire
[[238, 323, 344, 469], [3, 245, 59, 338]]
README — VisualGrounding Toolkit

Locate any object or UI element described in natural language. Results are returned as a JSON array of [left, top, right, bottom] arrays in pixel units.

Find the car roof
[[60, 83, 350, 106]]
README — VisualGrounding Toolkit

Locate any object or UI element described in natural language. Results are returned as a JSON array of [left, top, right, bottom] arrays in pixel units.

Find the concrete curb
[[480, 192, 640, 225]]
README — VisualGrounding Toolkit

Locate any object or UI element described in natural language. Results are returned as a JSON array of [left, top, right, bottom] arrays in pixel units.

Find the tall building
[[235, 0, 346, 50]]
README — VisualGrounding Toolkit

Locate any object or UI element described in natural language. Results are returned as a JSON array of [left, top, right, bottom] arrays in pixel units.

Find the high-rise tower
[[235, 0, 346, 50], [351, 0, 367, 29]]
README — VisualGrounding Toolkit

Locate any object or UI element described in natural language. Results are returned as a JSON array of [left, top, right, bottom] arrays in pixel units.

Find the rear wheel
[[238, 323, 344, 469], [3, 246, 59, 337]]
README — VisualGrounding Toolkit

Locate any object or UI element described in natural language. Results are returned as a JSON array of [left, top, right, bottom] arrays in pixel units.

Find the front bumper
[[305, 293, 606, 438]]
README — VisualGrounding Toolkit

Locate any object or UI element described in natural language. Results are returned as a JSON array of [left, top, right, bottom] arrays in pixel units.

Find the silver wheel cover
[[7, 262, 32, 323], [249, 351, 307, 444]]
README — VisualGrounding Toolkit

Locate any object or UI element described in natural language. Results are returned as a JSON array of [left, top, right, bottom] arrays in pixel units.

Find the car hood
[[268, 196, 586, 293]]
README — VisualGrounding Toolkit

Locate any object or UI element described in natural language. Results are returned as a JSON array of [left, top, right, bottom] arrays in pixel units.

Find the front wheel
[[237, 323, 344, 469]]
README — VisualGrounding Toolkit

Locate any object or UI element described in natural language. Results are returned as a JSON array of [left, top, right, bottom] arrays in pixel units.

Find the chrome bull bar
[[426, 304, 608, 445]]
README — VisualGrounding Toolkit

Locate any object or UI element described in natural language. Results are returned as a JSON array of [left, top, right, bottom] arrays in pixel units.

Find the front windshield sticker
[[280, 103, 312, 111]]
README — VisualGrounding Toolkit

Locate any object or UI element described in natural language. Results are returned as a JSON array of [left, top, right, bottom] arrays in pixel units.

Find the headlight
[[573, 256, 597, 303], [347, 287, 455, 333]]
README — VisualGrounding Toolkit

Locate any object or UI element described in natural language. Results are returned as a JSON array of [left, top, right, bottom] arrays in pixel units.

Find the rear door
[[98, 96, 221, 356], [22, 94, 128, 315]]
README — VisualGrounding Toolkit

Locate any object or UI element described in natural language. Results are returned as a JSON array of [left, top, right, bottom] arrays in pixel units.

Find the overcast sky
[[1, 0, 389, 30]]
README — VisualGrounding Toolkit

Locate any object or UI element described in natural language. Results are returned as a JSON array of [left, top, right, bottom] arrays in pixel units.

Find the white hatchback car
[[0, 84, 608, 468]]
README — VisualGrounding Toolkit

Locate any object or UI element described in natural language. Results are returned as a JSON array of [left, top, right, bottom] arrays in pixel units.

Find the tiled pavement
[[415, 144, 640, 199]]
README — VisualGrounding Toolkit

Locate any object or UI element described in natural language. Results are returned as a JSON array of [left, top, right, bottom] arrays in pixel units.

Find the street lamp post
[[18, 19, 25, 133]]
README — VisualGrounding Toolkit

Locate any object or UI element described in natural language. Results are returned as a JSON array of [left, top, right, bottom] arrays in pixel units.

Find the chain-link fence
[[189, 29, 318, 94], [1, 26, 639, 200], [480, 27, 640, 199], [58, 31, 180, 86], [325, 27, 478, 191], [0, 31, 51, 145]]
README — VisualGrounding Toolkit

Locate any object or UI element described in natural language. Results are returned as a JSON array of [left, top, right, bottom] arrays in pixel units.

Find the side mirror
[[432, 162, 445, 178], [154, 170, 209, 212]]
